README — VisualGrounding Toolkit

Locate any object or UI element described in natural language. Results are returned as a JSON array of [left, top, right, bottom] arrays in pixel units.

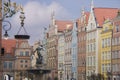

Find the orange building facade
[[77, 9, 89, 80]]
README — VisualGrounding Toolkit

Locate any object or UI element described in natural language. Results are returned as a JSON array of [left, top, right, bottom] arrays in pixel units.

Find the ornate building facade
[[112, 10, 120, 80], [86, 1, 118, 79], [0, 39, 16, 80], [71, 21, 78, 80], [58, 32, 65, 80], [14, 39, 32, 80], [46, 13, 58, 80], [100, 19, 113, 79], [77, 9, 89, 80], [64, 28, 72, 80]]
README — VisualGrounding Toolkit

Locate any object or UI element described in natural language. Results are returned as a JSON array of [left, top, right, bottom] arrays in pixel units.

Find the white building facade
[[58, 33, 65, 80], [71, 21, 78, 80]]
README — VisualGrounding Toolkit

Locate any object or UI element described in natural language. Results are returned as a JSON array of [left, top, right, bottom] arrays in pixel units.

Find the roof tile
[[55, 20, 73, 32], [94, 8, 118, 27]]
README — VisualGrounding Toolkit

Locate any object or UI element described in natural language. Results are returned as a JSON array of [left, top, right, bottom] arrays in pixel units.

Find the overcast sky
[[4, 0, 120, 45]]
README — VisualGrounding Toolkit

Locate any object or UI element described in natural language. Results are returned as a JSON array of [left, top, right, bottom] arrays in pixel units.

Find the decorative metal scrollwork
[[1, 0, 23, 20]]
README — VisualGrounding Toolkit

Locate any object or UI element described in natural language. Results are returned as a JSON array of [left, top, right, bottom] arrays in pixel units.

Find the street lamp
[[2, 20, 11, 40]]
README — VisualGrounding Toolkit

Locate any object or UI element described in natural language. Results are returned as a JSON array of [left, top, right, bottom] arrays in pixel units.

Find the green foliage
[[54, 77, 58, 80]]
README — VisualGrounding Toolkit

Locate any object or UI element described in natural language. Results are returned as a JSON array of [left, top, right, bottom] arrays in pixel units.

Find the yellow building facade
[[100, 19, 113, 79]]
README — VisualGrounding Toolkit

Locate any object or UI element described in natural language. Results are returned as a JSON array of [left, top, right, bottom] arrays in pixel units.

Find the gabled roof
[[55, 20, 73, 32], [85, 12, 90, 24], [2, 39, 16, 55], [77, 12, 90, 29], [93, 8, 118, 27]]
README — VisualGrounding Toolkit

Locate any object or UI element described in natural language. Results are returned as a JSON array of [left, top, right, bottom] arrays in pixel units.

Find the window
[[93, 56, 95, 66], [9, 62, 12, 69], [25, 65, 28, 68], [90, 44, 92, 52], [115, 51, 118, 59], [105, 39, 107, 47], [104, 52, 106, 60], [102, 52, 104, 60], [20, 60, 23, 63], [102, 39, 104, 48], [108, 51, 111, 60], [116, 25, 119, 32], [21, 65, 23, 68], [102, 64, 104, 72], [91, 43, 93, 52], [105, 27, 108, 31], [108, 38, 111, 46], [25, 51, 29, 56], [20, 51, 24, 56], [117, 37, 119, 45], [108, 63, 111, 71], [1, 48, 4, 56], [119, 51, 120, 58], [25, 60, 28, 63], [112, 39, 114, 46], [4, 62, 7, 69], [105, 64, 107, 72]]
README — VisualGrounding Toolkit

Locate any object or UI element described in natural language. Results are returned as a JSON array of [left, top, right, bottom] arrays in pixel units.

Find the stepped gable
[[93, 7, 118, 27], [77, 12, 90, 29]]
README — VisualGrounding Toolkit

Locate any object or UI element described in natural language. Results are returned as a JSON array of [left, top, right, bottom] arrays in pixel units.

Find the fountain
[[25, 45, 51, 80]]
